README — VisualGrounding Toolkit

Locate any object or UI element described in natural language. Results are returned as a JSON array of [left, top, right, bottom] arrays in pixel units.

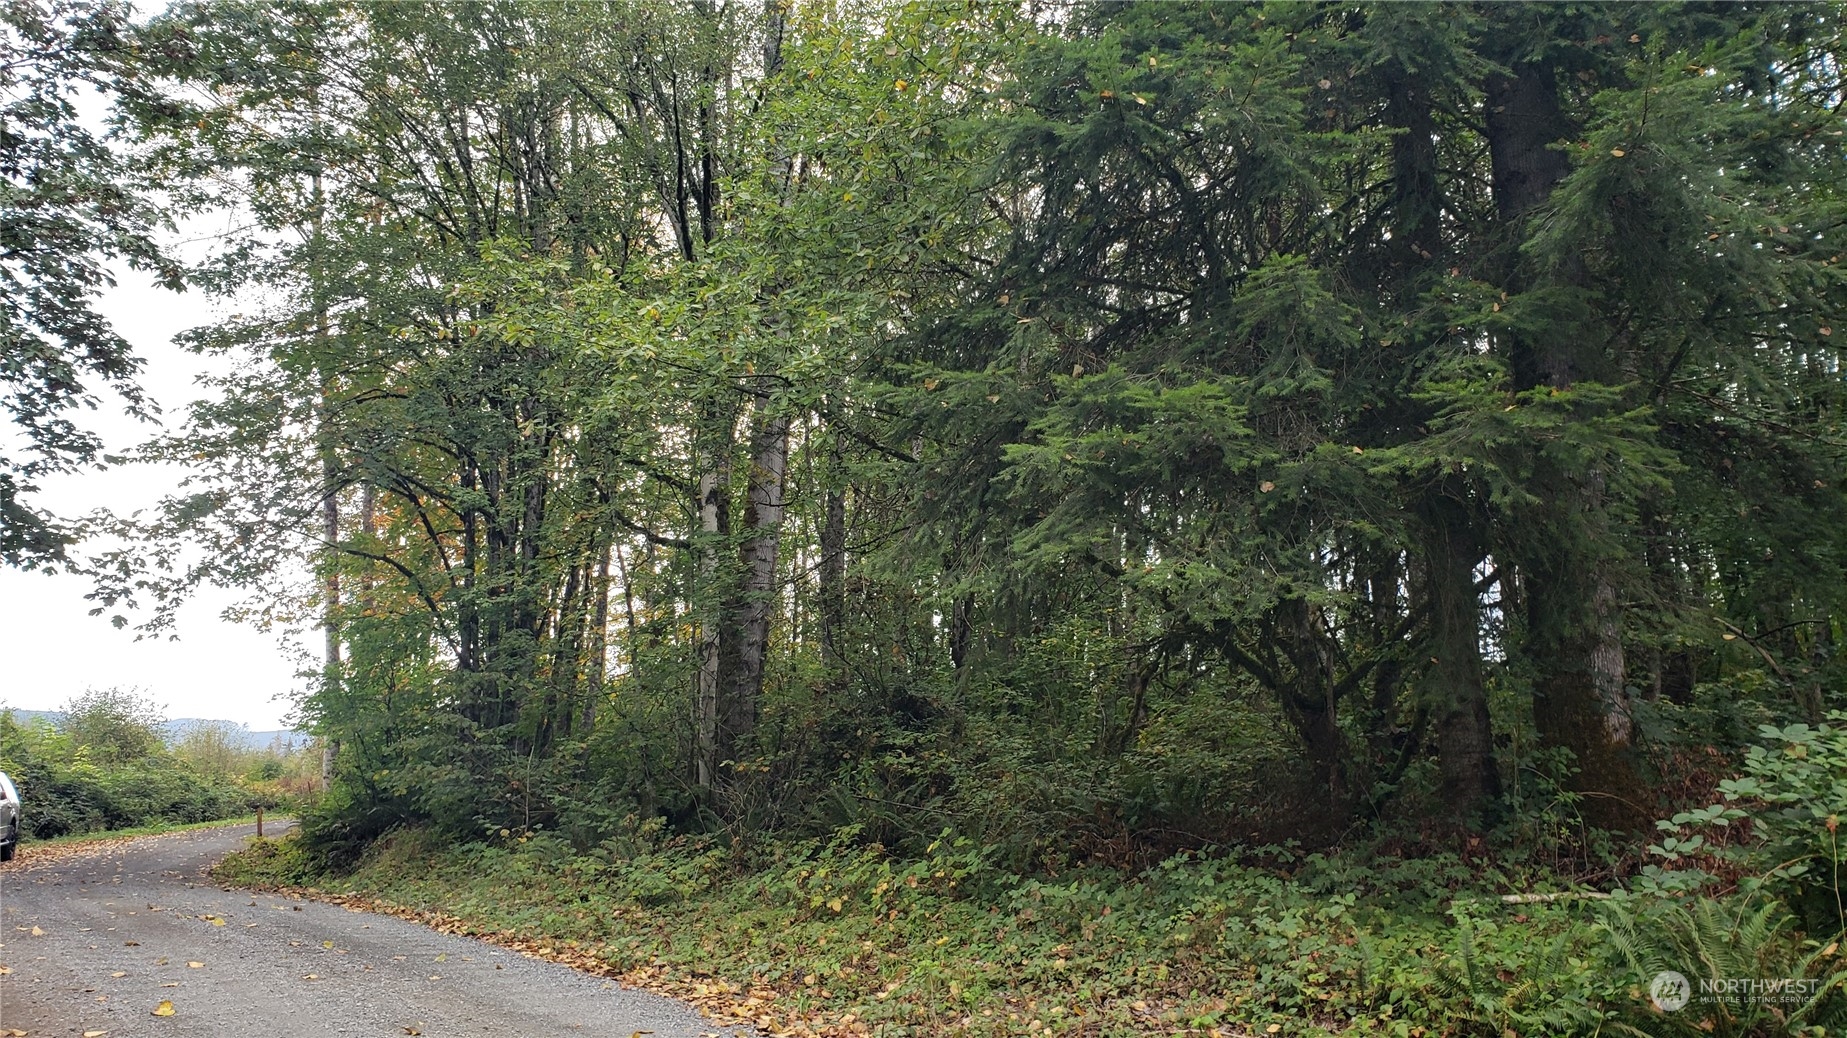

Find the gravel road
[[0, 823, 749, 1037]]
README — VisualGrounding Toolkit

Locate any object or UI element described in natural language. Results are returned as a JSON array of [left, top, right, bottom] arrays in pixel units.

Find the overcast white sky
[[0, 266, 307, 731]]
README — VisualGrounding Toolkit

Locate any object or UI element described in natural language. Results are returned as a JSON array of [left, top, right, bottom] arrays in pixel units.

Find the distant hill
[[1, 708, 309, 753], [163, 718, 313, 753]]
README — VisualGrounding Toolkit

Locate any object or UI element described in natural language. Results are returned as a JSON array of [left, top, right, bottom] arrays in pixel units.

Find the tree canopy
[[0, 0, 180, 565], [28, 0, 1843, 866]]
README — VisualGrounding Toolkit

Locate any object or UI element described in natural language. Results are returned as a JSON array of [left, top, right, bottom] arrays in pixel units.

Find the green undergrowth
[[214, 823, 1677, 1037]]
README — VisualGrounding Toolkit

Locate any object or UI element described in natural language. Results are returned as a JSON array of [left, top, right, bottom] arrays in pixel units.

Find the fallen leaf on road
[[2, 1027, 24, 1035], [303, 974, 320, 981], [29, 927, 43, 937], [428, 974, 441, 981], [160, 983, 177, 988], [151, 1001, 175, 1017], [123, 941, 138, 947], [434, 953, 446, 962], [187, 962, 203, 969], [83, 1031, 106, 1037], [322, 941, 334, 949], [111, 971, 126, 978], [0, 965, 11, 974], [403, 1029, 421, 1036]]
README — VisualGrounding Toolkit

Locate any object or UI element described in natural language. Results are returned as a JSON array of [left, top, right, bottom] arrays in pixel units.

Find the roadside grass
[[25, 813, 270, 848], [11, 814, 278, 867], [212, 826, 1643, 1037]]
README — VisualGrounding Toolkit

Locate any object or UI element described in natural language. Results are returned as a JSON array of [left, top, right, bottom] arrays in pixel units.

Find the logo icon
[[1650, 970, 1691, 1012]]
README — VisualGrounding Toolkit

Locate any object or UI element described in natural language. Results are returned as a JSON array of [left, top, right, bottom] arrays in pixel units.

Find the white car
[[0, 771, 18, 862]]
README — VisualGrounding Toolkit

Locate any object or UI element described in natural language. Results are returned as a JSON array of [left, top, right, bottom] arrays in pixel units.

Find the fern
[[1600, 895, 1847, 1037], [1428, 909, 1609, 1036]]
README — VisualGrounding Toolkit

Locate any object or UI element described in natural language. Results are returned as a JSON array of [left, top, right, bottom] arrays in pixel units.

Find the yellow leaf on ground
[[110, 972, 126, 978], [29, 927, 43, 937], [208, 917, 225, 927], [151, 1001, 176, 1017], [187, 962, 203, 969], [83, 1031, 107, 1037], [3, 1028, 26, 1036]]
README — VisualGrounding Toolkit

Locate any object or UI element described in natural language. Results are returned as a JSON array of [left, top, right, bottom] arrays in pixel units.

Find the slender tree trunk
[[693, 449, 731, 793], [949, 593, 974, 672], [727, 401, 790, 764], [312, 146, 340, 792], [582, 539, 611, 735], [818, 433, 847, 677]]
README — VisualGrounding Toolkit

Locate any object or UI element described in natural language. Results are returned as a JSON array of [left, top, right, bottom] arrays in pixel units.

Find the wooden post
[[256, 806, 264, 838]]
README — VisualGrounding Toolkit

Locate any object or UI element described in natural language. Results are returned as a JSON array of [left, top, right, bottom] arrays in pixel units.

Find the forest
[[6, 1, 1847, 1034]]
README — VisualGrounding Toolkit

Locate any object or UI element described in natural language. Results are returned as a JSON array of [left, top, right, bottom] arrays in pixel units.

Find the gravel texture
[[0, 822, 751, 1037]]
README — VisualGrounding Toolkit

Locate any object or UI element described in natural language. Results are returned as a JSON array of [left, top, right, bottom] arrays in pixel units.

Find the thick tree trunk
[[1277, 597, 1348, 804], [1528, 538, 1643, 827], [1362, 554, 1407, 771], [1285, 694, 1347, 808], [1418, 493, 1501, 816], [1486, 51, 1647, 829]]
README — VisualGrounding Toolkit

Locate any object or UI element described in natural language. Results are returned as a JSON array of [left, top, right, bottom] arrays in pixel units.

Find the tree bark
[[727, 400, 790, 765], [818, 432, 847, 676], [1484, 50, 1648, 830], [693, 446, 731, 794], [1418, 492, 1501, 816]]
